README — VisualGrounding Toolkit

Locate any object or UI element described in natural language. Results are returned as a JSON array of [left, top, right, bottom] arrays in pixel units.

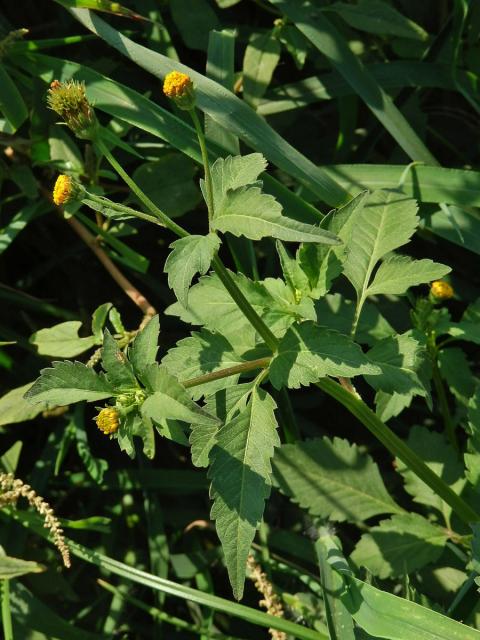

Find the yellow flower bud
[[95, 407, 120, 435], [47, 79, 98, 139], [163, 71, 195, 110], [430, 280, 454, 300], [52, 174, 82, 206]]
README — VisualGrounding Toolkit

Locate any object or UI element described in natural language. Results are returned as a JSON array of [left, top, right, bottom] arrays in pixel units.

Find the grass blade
[[66, 7, 350, 206], [268, 0, 437, 164]]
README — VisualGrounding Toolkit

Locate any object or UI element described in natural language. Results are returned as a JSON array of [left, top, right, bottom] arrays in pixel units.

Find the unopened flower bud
[[163, 71, 195, 110], [430, 280, 454, 301], [52, 174, 83, 206], [47, 79, 98, 139], [95, 407, 120, 435]]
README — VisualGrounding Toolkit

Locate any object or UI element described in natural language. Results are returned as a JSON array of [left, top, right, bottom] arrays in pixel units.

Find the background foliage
[[1, 1, 480, 638]]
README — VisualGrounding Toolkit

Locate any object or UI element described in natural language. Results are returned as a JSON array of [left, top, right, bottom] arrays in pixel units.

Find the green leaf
[[342, 577, 480, 640], [0, 66, 28, 133], [190, 383, 255, 467], [140, 364, 219, 427], [132, 154, 202, 218], [297, 242, 344, 299], [466, 387, 480, 488], [273, 436, 401, 522], [62, 11, 349, 206], [269, 321, 380, 390], [351, 514, 448, 579], [162, 329, 244, 400], [170, 0, 220, 50], [30, 321, 97, 357], [439, 348, 476, 408], [73, 407, 108, 483], [315, 534, 356, 640], [206, 29, 240, 156], [166, 272, 272, 351], [364, 333, 428, 398], [314, 293, 395, 347], [395, 426, 466, 520], [242, 31, 281, 107], [209, 387, 280, 599], [24, 361, 114, 405], [164, 233, 221, 307], [128, 315, 160, 376], [366, 255, 451, 297], [101, 330, 137, 390], [91, 302, 113, 342], [0, 383, 49, 427], [269, 1, 437, 164], [209, 153, 267, 206], [343, 190, 419, 303], [326, 0, 428, 41], [207, 152, 338, 244], [0, 552, 44, 580], [212, 183, 339, 244]]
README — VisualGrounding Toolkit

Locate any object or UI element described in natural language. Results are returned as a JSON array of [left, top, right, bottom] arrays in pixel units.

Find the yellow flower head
[[430, 280, 454, 300], [53, 174, 73, 206], [163, 71, 195, 109], [95, 407, 120, 435]]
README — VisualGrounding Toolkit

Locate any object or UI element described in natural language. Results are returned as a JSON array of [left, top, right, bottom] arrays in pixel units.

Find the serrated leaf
[[135, 414, 156, 459], [24, 361, 114, 405], [351, 514, 448, 579], [212, 183, 339, 244], [30, 321, 97, 357], [162, 329, 244, 400], [102, 330, 137, 390], [343, 191, 419, 326], [314, 293, 396, 346], [0, 383, 49, 427], [273, 436, 401, 522], [210, 154, 267, 208], [465, 387, 480, 489], [364, 333, 428, 397], [366, 254, 450, 297], [140, 364, 219, 427], [190, 383, 255, 467], [209, 387, 280, 599], [128, 314, 160, 376], [166, 272, 272, 350], [297, 242, 344, 299], [439, 348, 476, 408], [269, 321, 380, 389], [396, 426, 466, 520], [164, 233, 221, 307]]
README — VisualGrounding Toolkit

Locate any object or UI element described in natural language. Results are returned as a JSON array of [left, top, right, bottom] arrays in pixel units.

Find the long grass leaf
[[66, 7, 350, 206]]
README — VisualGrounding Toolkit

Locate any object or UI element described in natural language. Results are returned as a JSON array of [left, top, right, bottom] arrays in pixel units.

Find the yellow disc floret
[[53, 174, 73, 206], [163, 71, 192, 98], [95, 407, 120, 435], [430, 280, 454, 300]]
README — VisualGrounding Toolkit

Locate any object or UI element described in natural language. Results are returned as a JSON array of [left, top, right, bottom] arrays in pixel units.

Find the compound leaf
[[273, 436, 401, 522]]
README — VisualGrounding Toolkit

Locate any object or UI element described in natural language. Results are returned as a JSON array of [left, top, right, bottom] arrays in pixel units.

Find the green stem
[[1, 580, 13, 640], [273, 387, 301, 443], [212, 256, 278, 352], [99, 143, 277, 353], [182, 357, 271, 389], [98, 579, 237, 639], [190, 108, 215, 224], [432, 360, 458, 450], [83, 192, 167, 228], [96, 138, 188, 239], [315, 377, 479, 525]]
